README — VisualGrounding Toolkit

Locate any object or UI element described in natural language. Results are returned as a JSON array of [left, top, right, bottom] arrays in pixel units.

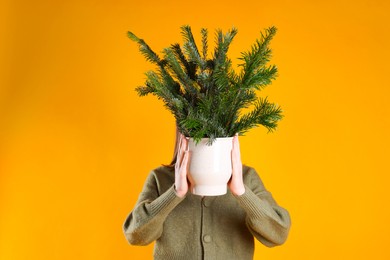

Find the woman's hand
[[228, 134, 246, 196], [174, 134, 191, 198]]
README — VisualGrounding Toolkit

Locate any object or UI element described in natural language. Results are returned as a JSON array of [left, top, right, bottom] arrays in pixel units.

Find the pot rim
[[185, 136, 235, 140]]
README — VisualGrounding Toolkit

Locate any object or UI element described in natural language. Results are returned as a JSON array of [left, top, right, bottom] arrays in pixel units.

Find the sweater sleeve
[[122, 171, 185, 246], [233, 167, 291, 247]]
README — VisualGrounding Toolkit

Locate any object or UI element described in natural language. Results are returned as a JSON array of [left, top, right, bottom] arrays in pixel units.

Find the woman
[[122, 128, 291, 259]]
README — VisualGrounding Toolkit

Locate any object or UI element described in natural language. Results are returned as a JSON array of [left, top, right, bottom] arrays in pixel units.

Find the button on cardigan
[[122, 165, 291, 259]]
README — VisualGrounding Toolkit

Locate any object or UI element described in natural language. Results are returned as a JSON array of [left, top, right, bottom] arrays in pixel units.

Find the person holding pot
[[122, 128, 291, 259]]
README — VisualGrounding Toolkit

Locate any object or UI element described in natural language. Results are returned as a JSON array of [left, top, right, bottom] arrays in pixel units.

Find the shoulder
[[146, 165, 175, 185], [242, 164, 258, 178], [242, 164, 266, 189], [142, 165, 173, 176], [151, 165, 175, 176]]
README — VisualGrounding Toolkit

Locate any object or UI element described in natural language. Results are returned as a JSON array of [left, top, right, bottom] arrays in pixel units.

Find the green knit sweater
[[122, 165, 291, 259]]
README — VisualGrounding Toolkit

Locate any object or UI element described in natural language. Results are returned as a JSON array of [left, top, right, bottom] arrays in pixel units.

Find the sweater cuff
[[149, 185, 185, 216], [233, 184, 277, 219]]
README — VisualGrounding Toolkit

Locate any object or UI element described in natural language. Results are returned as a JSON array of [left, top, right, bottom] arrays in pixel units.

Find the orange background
[[1, 0, 390, 259]]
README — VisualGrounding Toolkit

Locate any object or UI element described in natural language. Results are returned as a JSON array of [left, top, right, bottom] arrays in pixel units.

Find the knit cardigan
[[122, 165, 291, 259]]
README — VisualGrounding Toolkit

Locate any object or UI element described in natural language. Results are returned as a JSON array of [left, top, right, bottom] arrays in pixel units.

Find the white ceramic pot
[[187, 137, 233, 196]]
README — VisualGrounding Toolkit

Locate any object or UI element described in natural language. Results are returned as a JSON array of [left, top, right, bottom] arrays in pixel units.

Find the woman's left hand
[[228, 134, 246, 196]]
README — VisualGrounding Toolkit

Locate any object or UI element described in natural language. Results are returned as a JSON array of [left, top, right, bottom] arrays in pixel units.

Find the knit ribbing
[[149, 185, 185, 216], [234, 186, 284, 224]]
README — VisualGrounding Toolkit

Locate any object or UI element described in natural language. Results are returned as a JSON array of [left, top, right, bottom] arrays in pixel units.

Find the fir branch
[[233, 96, 283, 134], [243, 64, 278, 91], [127, 31, 180, 97], [181, 25, 205, 70], [170, 43, 197, 80], [239, 26, 277, 89], [158, 66, 181, 97], [211, 27, 238, 93], [201, 28, 208, 61], [213, 27, 238, 68], [135, 83, 156, 96], [127, 31, 162, 65], [144, 71, 188, 120], [213, 58, 238, 91], [163, 47, 198, 95], [128, 25, 283, 145], [196, 70, 211, 93]]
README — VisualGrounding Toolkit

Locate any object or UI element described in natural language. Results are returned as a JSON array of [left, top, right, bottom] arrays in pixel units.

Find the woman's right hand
[[174, 134, 191, 198]]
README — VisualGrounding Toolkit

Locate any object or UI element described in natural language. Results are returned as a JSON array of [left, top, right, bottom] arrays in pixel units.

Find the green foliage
[[127, 25, 284, 145]]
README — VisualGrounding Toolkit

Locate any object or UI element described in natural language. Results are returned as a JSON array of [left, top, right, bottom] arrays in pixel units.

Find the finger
[[176, 136, 185, 169], [233, 135, 241, 157], [181, 151, 189, 172], [180, 133, 185, 147], [231, 145, 241, 174], [231, 149, 236, 167], [179, 136, 187, 165], [232, 136, 237, 155], [183, 136, 189, 151], [177, 135, 182, 155], [181, 135, 187, 152]]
